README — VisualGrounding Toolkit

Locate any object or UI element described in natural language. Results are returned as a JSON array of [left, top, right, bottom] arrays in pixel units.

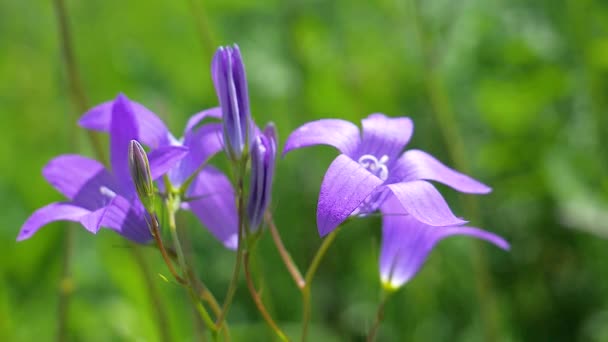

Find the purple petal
[[101, 196, 152, 243], [386, 180, 466, 227], [283, 119, 361, 157], [317, 154, 384, 236], [392, 150, 491, 194], [358, 114, 413, 161], [187, 166, 238, 249], [379, 197, 509, 289], [170, 123, 223, 184], [79, 96, 170, 148], [17, 203, 91, 241], [147, 145, 189, 180], [184, 107, 222, 136], [42, 154, 116, 210], [110, 94, 139, 197]]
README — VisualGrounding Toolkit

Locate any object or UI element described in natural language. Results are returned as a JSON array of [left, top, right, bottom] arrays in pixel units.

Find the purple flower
[[79, 94, 239, 249], [379, 196, 509, 289], [18, 94, 187, 243], [283, 113, 492, 236], [247, 124, 277, 231], [212, 44, 251, 160]]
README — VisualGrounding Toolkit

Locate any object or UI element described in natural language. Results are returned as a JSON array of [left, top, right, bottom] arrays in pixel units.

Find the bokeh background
[[2, 0, 608, 340]]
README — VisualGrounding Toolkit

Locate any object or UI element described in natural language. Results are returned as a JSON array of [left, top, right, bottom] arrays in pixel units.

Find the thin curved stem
[[149, 215, 186, 285], [266, 211, 305, 289], [408, 1, 500, 340], [167, 205, 217, 338], [300, 228, 340, 342], [129, 244, 172, 342], [366, 291, 391, 342], [244, 250, 290, 341], [215, 168, 246, 329]]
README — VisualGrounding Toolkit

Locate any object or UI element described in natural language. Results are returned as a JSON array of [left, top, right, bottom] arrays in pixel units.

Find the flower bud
[[128, 140, 155, 211], [212, 44, 251, 161], [247, 123, 277, 231]]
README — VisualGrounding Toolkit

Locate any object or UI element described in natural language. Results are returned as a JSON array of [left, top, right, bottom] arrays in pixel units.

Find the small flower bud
[[212, 44, 251, 161], [246, 123, 277, 231], [128, 140, 155, 211]]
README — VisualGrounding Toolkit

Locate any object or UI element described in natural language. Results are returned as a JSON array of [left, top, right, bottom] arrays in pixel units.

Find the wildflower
[[79, 94, 239, 249], [18, 94, 187, 242], [283, 113, 491, 236], [379, 196, 509, 290], [247, 124, 277, 231], [211, 44, 251, 161]]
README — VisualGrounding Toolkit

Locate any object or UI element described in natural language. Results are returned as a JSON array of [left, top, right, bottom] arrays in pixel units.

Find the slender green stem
[[167, 204, 217, 338], [265, 211, 305, 289], [300, 228, 340, 342], [408, 1, 500, 340], [244, 250, 289, 341], [216, 170, 246, 329], [149, 215, 187, 285], [366, 291, 391, 342], [128, 244, 172, 342]]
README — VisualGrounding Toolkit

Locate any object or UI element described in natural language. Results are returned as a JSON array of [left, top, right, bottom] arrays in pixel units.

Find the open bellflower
[[18, 94, 187, 243], [79, 94, 239, 249], [284, 113, 492, 236], [212, 44, 251, 161], [247, 124, 278, 231], [379, 196, 509, 289]]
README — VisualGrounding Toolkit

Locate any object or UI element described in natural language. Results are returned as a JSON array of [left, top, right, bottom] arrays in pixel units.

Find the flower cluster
[[17, 43, 508, 339]]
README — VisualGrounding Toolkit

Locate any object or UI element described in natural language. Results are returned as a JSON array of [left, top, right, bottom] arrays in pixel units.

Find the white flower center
[[100, 186, 117, 199], [358, 154, 389, 181], [352, 154, 390, 216]]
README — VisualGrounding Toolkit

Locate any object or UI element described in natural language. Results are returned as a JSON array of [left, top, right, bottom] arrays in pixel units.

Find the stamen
[[100, 186, 117, 199], [352, 154, 391, 216]]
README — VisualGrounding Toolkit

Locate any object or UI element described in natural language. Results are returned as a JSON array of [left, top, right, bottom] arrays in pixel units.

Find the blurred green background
[[2, 0, 608, 340]]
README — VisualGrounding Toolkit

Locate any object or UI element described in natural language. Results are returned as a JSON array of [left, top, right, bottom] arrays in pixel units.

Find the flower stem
[[409, 1, 501, 339], [128, 244, 172, 342], [149, 215, 186, 285], [216, 166, 246, 329], [366, 290, 391, 342], [265, 211, 305, 289], [300, 228, 340, 342], [167, 204, 218, 338], [244, 249, 290, 341]]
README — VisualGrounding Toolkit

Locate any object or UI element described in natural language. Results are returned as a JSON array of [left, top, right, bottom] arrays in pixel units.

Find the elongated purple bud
[[247, 123, 277, 231], [128, 140, 155, 211], [212, 44, 251, 161]]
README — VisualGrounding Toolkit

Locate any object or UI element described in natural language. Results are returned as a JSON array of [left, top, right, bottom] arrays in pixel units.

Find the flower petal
[[17, 203, 91, 241], [392, 150, 491, 194], [170, 123, 223, 184], [101, 196, 152, 243], [386, 180, 466, 227], [110, 94, 139, 197], [187, 166, 238, 249], [42, 154, 116, 210], [379, 197, 509, 289], [283, 119, 361, 157], [147, 145, 189, 180], [78, 96, 170, 148], [359, 114, 413, 161], [317, 154, 384, 236], [184, 107, 222, 136]]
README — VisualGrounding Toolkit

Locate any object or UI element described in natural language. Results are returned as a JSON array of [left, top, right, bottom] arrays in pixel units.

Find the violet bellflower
[[284, 113, 509, 288], [79, 94, 239, 249], [18, 94, 188, 243], [247, 123, 278, 231], [212, 44, 251, 161], [284, 113, 493, 236]]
